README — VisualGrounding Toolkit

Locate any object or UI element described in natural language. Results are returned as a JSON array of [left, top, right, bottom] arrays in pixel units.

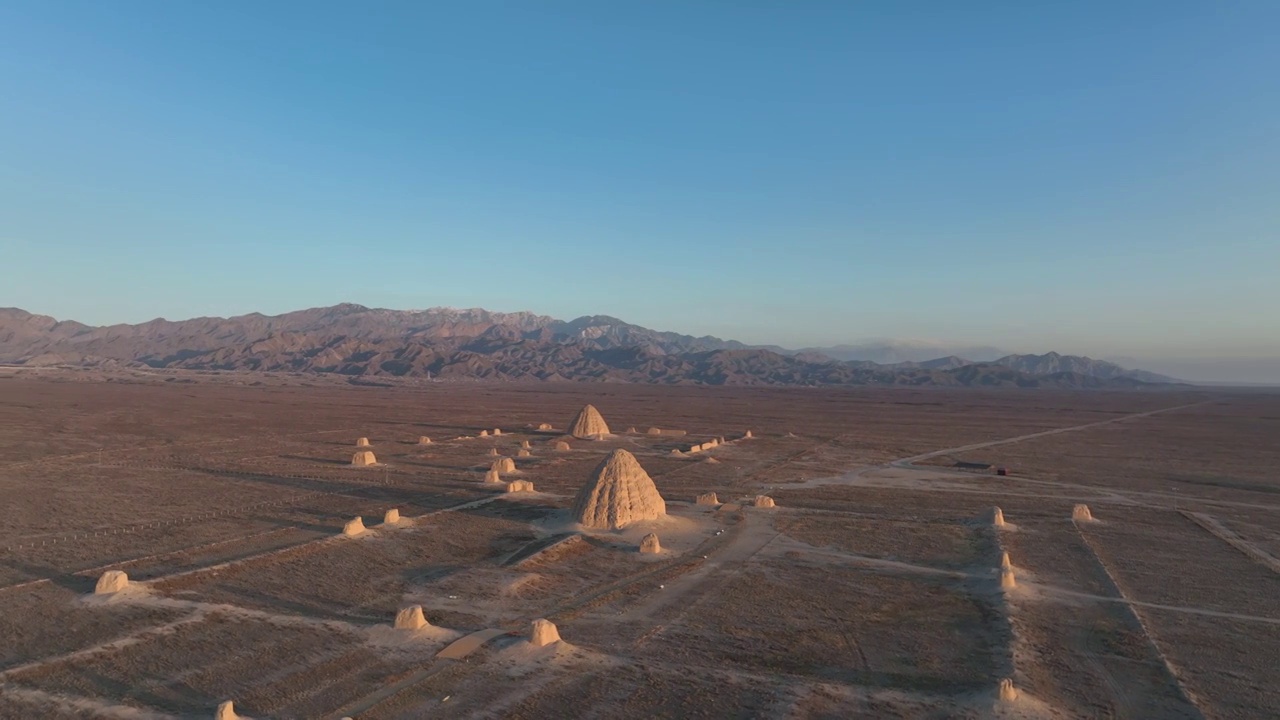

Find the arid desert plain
[[0, 371, 1277, 719]]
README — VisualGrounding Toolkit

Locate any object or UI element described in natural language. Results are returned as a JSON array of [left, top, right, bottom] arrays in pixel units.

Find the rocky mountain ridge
[[0, 305, 1183, 387]]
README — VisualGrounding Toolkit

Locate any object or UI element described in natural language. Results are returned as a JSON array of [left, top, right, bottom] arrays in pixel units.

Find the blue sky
[[1, 2, 1277, 380]]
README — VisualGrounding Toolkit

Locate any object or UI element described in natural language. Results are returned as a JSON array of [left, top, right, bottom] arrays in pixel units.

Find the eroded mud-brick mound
[[95, 570, 129, 595], [572, 449, 666, 529], [530, 618, 561, 647], [395, 605, 428, 630], [568, 404, 610, 440], [356, 437, 370, 447], [639, 533, 661, 554], [351, 450, 377, 467]]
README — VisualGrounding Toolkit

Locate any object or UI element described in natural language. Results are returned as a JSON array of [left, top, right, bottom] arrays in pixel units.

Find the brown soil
[[0, 374, 1274, 718]]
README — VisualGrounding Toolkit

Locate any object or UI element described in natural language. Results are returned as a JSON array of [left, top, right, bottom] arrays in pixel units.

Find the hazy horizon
[[2, 3, 1277, 382]]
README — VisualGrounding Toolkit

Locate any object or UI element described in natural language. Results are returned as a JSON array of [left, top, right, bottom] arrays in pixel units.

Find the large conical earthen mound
[[571, 449, 665, 529], [568, 404, 610, 440]]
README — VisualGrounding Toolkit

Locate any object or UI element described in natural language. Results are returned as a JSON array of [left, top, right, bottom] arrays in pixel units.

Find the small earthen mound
[[498, 457, 516, 473], [704, 457, 720, 464], [1000, 567, 1017, 590], [343, 517, 366, 536], [571, 449, 667, 529], [356, 437, 370, 447], [1000, 551, 1012, 570], [744, 430, 753, 438], [479, 430, 489, 438], [568, 404, 610, 439], [488, 448, 499, 457], [521, 440, 531, 449], [384, 508, 400, 525], [95, 570, 129, 595], [484, 469, 502, 484], [351, 450, 377, 467], [506, 479, 535, 493], [518, 449, 531, 457], [530, 618, 561, 647], [992, 506, 1006, 528], [753, 495, 776, 508], [626, 427, 637, 433], [696, 492, 719, 505], [554, 441, 571, 451], [492, 428, 502, 436], [670, 449, 683, 456], [417, 436, 432, 445], [1072, 504, 1094, 522], [394, 605, 428, 630], [639, 533, 661, 554], [647, 427, 662, 435], [538, 423, 553, 430], [215, 701, 239, 720], [998, 678, 1019, 702]]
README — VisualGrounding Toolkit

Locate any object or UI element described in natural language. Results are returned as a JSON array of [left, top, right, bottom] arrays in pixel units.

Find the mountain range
[[0, 305, 1184, 388]]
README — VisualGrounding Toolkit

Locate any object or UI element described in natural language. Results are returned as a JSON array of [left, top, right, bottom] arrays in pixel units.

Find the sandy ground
[[0, 374, 1276, 718]]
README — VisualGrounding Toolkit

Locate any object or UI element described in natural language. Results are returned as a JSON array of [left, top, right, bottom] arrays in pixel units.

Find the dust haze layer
[[0, 304, 1184, 387]]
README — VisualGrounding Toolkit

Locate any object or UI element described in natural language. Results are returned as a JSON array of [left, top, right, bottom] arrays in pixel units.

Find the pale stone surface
[[571, 449, 666, 529], [1000, 567, 1016, 589], [530, 618, 560, 647], [95, 570, 128, 595], [394, 605, 428, 630], [343, 517, 366, 536]]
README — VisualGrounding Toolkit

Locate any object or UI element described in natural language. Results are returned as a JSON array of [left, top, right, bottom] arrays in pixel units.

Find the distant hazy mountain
[[991, 352, 1180, 384], [0, 305, 1184, 387], [801, 340, 1007, 364]]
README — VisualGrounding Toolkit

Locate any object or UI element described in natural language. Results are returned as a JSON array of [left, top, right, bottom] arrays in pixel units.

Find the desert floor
[[0, 370, 1276, 719]]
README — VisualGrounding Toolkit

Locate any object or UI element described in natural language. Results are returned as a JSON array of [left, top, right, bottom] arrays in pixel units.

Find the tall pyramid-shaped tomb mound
[[572, 449, 666, 529], [568, 404, 610, 440]]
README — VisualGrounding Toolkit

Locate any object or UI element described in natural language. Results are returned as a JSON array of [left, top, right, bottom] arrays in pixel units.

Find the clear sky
[[1, 2, 1277, 381]]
